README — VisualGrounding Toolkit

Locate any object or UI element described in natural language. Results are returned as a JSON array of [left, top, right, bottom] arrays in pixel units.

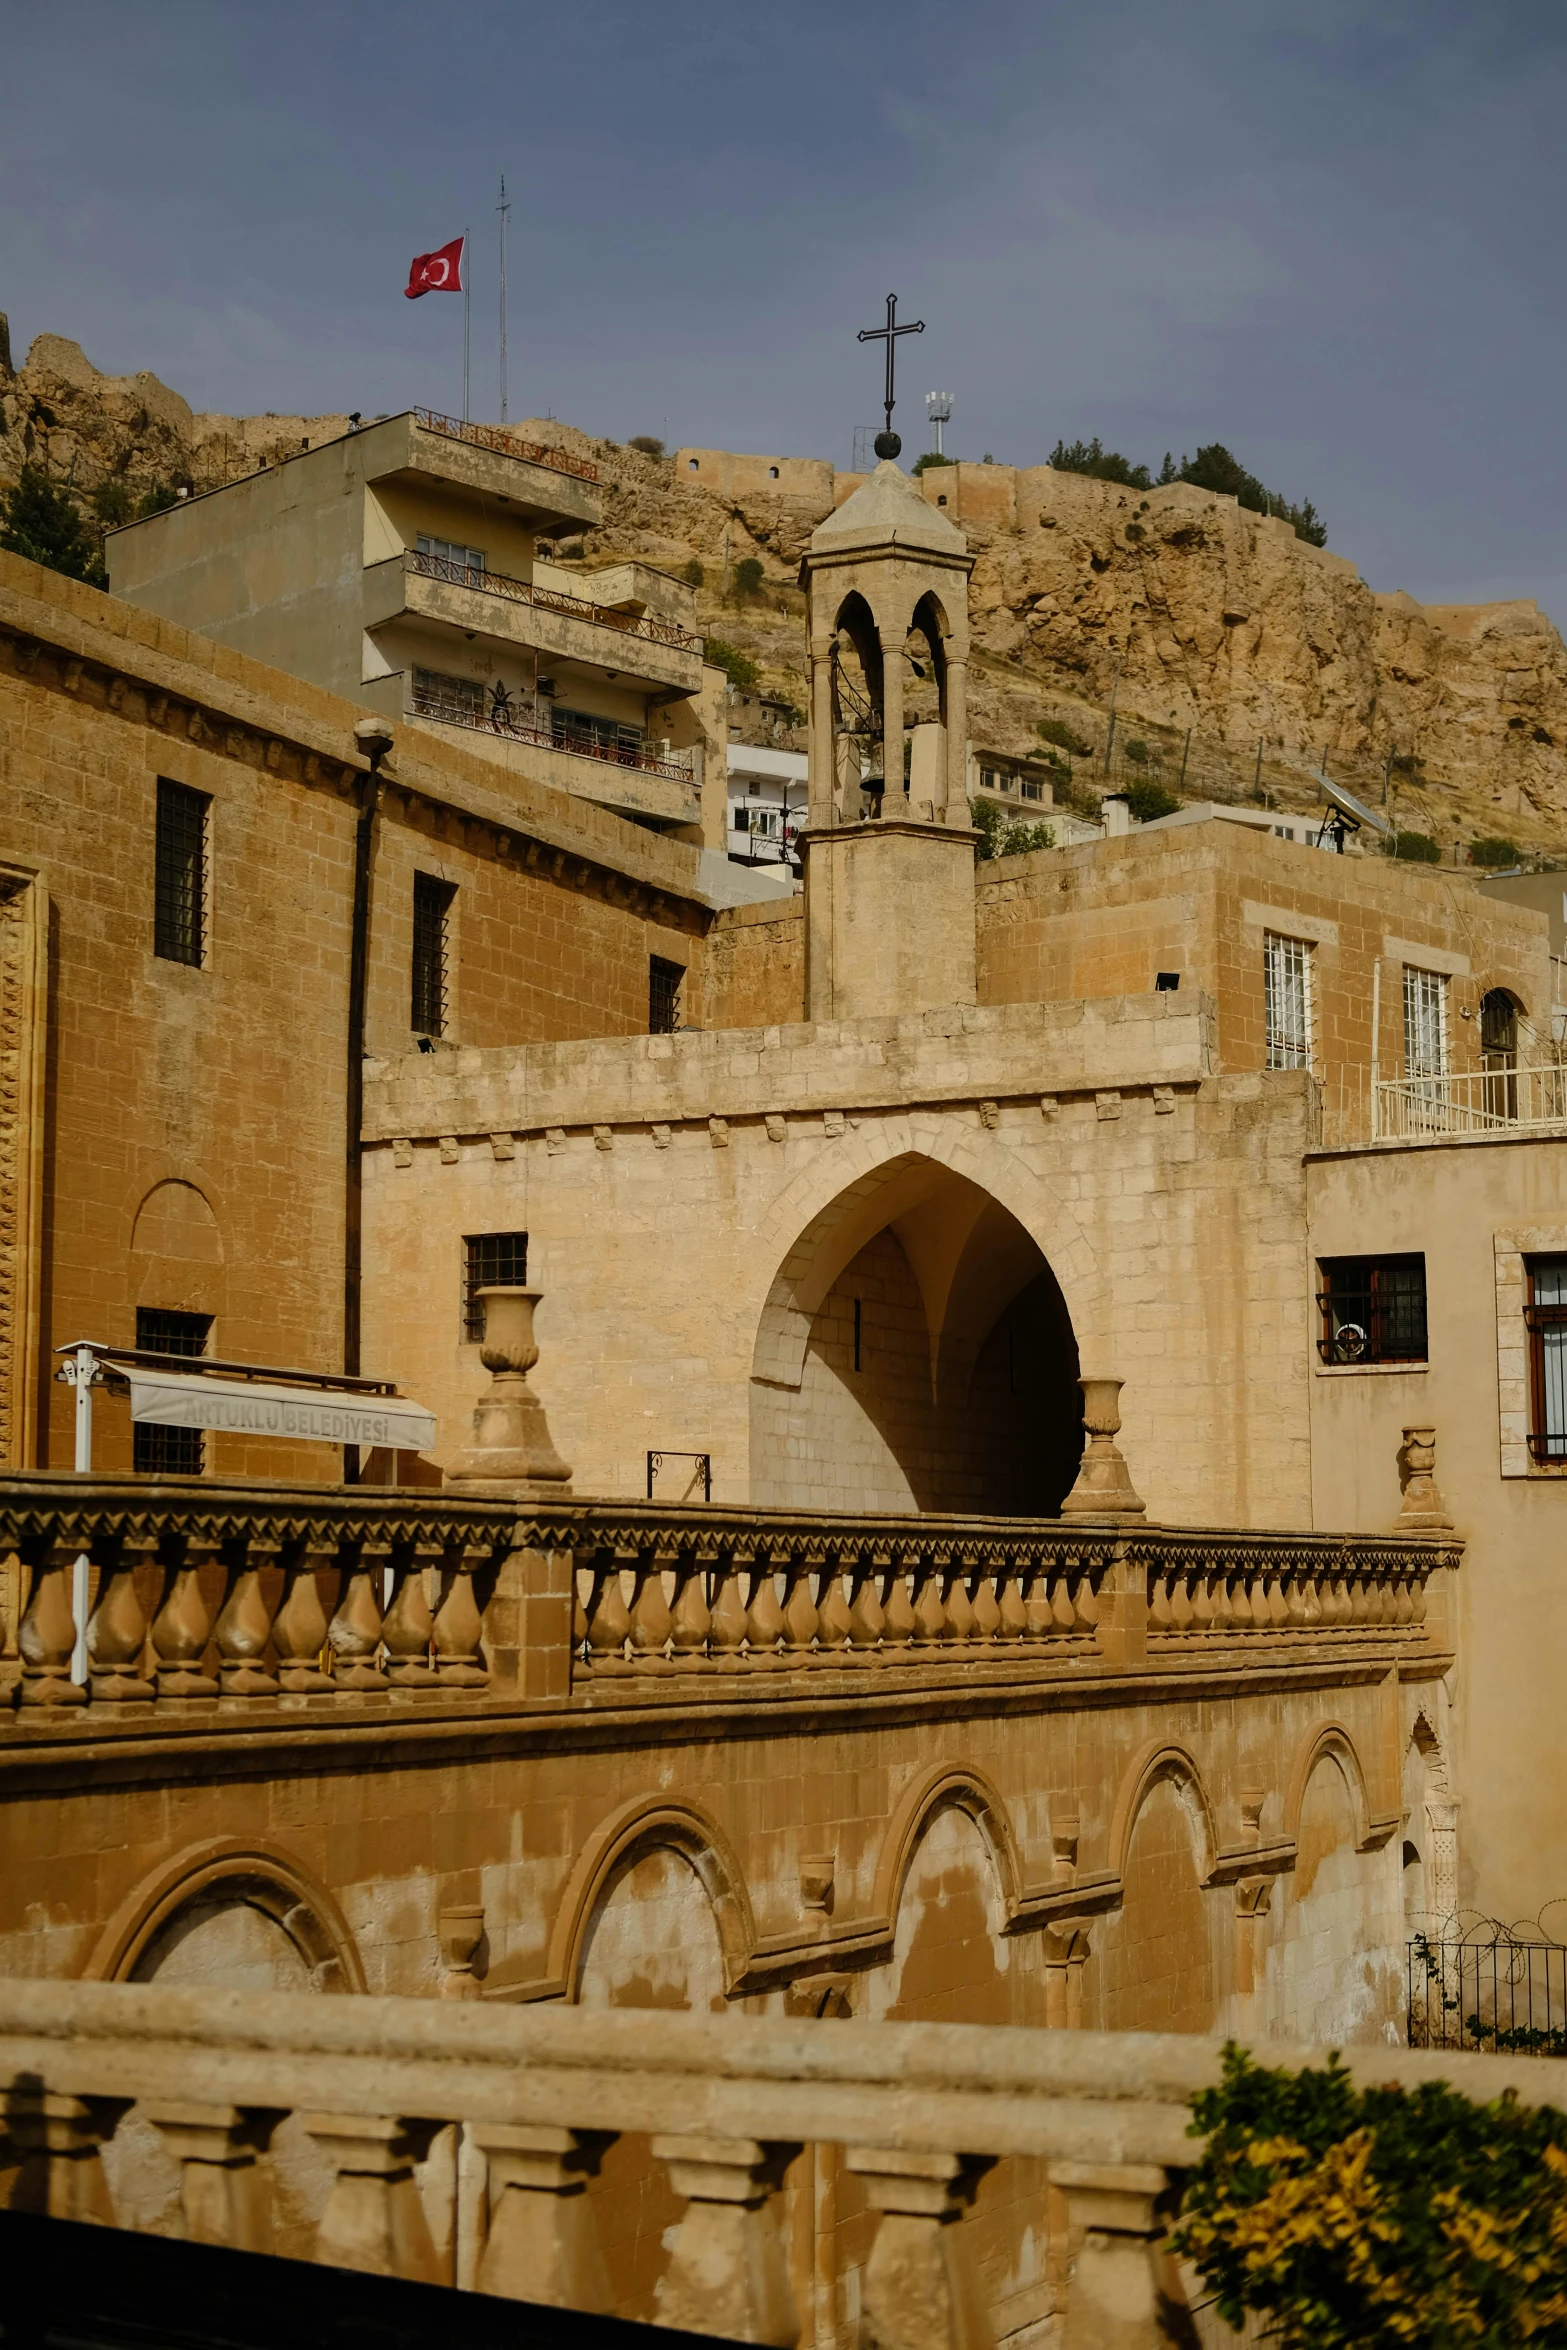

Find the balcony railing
[[1, 1976, 1560, 2347], [0, 1479, 1455, 1721], [407, 689, 697, 788], [410, 407, 599, 484], [405, 546, 700, 652], [1374, 1062, 1567, 1140]]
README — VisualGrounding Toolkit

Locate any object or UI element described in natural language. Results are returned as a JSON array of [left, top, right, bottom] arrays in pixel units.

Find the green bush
[[1047, 435, 1327, 544], [733, 556, 764, 600], [1124, 738, 1150, 766], [1172, 2044, 1567, 2350], [558, 540, 585, 560], [1389, 750, 1427, 782], [1471, 837, 1521, 869], [704, 636, 759, 692], [1386, 829, 1442, 864], [1049, 436, 1151, 490], [681, 558, 704, 589], [970, 800, 1055, 860], [628, 435, 665, 459], [1121, 777, 1180, 823], [1, 465, 105, 585], [912, 452, 954, 476], [1036, 716, 1093, 758]]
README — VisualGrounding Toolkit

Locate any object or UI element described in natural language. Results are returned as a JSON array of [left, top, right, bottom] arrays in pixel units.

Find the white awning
[[127, 1368, 437, 1455]]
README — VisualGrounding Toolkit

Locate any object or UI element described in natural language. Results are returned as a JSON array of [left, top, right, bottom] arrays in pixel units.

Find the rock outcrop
[[2, 323, 1563, 845]]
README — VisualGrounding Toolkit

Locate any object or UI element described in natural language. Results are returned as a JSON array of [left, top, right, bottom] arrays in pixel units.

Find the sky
[[4, 0, 1567, 622]]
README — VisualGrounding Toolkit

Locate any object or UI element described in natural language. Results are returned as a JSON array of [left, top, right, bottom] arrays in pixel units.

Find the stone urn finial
[[1397, 1425, 1451, 1531], [1060, 1376, 1146, 1519], [443, 1287, 573, 1494]]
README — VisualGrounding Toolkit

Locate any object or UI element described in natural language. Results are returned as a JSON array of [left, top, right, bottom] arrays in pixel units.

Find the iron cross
[[858, 293, 925, 440]]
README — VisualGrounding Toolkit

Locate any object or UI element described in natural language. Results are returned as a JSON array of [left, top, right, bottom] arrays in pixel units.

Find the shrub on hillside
[[1121, 778, 1181, 823], [2, 465, 105, 585], [1172, 2044, 1567, 2350], [1036, 716, 1093, 758], [681, 558, 704, 588], [1047, 435, 1327, 545], [733, 556, 764, 600], [1386, 829, 1442, 863], [1049, 436, 1152, 490], [704, 636, 760, 692], [912, 452, 954, 476], [1470, 836, 1521, 869], [628, 435, 665, 459]]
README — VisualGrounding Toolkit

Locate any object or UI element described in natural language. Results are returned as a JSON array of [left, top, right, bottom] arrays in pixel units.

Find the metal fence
[[1408, 1933, 1567, 2057]]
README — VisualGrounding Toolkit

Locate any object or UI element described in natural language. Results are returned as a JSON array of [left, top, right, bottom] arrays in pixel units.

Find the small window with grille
[[1525, 1255, 1567, 1463], [463, 1231, 529, 1340], [412, 873, 455, 1037], [154, 779, 210, 967], [416, 533, 486, 583], [649, 956, 684, 1035], [1264, 932, 1312, 1070], [1317, 1255, 1427, 1366], [1403, 966, 1448, 1079], [133, 1307, 212, 1475]]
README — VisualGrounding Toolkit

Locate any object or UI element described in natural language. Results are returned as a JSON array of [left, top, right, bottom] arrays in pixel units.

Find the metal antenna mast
[[497, 176, 512, 424], [925, 391, 953, 457]]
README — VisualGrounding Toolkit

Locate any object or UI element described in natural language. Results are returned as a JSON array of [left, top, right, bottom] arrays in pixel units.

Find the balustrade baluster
[[881, 1561, 916, 1655], [3, 2090, 129, 2220], [971, 1562, 1002, 1642], [146, 2103, 281, 2251], [1051, 1569, 1077, 1635], [274, 1535, 337, 1694], [652, 2135, 800, 2348], [817, 1554, 854, 1653], [848, 1556, 886, 1654], [327, 1537, 390, 1692], [1070, 1566, 1099, 1634], [433, 1539, 491, 1688], [629, 1547, 674, 1664], [1209, 1570, 1234, 1633], [1393, 1576, 1414, 1626], [998, 1560, 1029, 1640], [1051, 2160, 1179, 2350], [584, 1552, 632, 1668], [15, 1539, 89, 1708], [912, 1557, 946, 1647], [470, 2122, 615, 2310], [781, 1550, 818, 1657], [708, 1553, 748, 1662], [1021, 1561, 1052, 1640], [1189, 1566, 1214, 1633], [1283, 1574, 1306, 1628], [86, 1530, 157, 1705], [1299, 1575, 1322, 1628], [1148, 1572, 1174, 1633], [745, 1555, 786, 1661], [846, 2148, 995, 2350], [1249, 1574, 1270, 1630], [1168, 1573, 1193, 1633], [669, 1551, 712, 1665], [382, 1540, 440, 1691], [150, 1532, 221, 1700], [302, 2112, 444, 2283], [1409, 1573, 1428, 1626], [1267, 1572, 1290, 1628], [942, 1559, 975, 1645], [213, 1534, 281, 1697]]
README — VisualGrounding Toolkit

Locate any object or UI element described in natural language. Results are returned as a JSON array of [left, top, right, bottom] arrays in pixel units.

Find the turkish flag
[[405, 237, 465, 299]]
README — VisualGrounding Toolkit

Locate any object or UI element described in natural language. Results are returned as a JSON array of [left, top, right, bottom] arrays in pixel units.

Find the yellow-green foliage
[[1173, 2047, 1567, 2347]]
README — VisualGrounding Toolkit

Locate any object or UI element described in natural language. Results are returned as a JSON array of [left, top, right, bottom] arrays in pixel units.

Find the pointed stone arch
[[1283, 1722, 1376, 1854], [1107, 1738, 1220, 1885], [871, 1761, 1026, 1931], [544, 1795, 758, 2004]]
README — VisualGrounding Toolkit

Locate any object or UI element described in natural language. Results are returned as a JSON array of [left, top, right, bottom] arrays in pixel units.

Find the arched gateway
[[750, 1151, 1083, 1514]]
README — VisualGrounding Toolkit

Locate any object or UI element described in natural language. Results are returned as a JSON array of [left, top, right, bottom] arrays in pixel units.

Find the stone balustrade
[[0, 1977, 1560, 2348], [0, 1477, 1456, 1722]]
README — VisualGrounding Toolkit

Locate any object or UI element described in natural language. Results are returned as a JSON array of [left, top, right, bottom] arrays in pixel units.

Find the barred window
[[412, 873, 455, 1037], [154, 779, 209, 966], [411, 666, 484, 721], [1526, 1255, 1567, 1463], [1264, 932, 1311, 1070], [463, 1231, 529, 1340], [649, 956, 684, 1035], [1403, 966, 1448, 1079], [133, 1306, 211, 1476], [1317, 1255, 1427, 1366]]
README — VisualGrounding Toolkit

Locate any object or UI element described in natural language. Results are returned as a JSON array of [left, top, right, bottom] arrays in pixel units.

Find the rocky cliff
[[4, 320, 1564, 850]]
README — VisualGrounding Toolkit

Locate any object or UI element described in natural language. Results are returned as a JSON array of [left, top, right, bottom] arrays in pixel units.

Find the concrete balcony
[[361, 409, 602, 538], [398, 683, 703, 828], [364, 551, 705, 702]]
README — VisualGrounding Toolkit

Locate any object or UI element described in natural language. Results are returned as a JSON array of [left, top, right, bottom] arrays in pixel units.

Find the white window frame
[[1403, 965, 1448, 1080], [1264, 931, 1313, 1071], [416, 532, 486, 579]]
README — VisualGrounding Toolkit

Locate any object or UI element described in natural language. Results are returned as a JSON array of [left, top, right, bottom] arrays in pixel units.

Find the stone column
[[808, 636, 836, 832], [470, 2122, 614, 2310], [944, 654, 969, 824], [145, 2102, 280, 2251], [302, 2113, 443, 2284], [845, 2147, 996, 2350], [1050, 2163, 1182, 2350], [652, 2134, 800, 2346], [1397, 1426, 1452, 1530], [443, 1287, 573, 1494], [880, 632, 906, 813]]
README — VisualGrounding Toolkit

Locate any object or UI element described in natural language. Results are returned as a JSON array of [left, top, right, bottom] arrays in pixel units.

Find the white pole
[[69, 1342, 96, 1684], [497, 176, 510, 425], [1371, 957, 1382, 1142], [462, 228, 471, 424]]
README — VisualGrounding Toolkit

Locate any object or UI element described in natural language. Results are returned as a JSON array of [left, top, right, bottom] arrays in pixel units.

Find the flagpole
[[462, 227, 471, 423], [497, 176, 510, 425]]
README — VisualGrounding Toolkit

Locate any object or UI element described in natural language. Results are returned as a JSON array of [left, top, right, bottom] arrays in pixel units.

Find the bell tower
[[799, 458, 977, 1021]]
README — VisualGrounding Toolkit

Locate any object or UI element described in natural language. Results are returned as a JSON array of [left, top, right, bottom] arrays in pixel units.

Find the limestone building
[[0, 450, 1564, 2337], [106, 409, 729, 842]]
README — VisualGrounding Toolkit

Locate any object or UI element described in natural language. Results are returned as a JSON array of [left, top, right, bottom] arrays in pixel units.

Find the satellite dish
[[1321, 776, 1392, 838]]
